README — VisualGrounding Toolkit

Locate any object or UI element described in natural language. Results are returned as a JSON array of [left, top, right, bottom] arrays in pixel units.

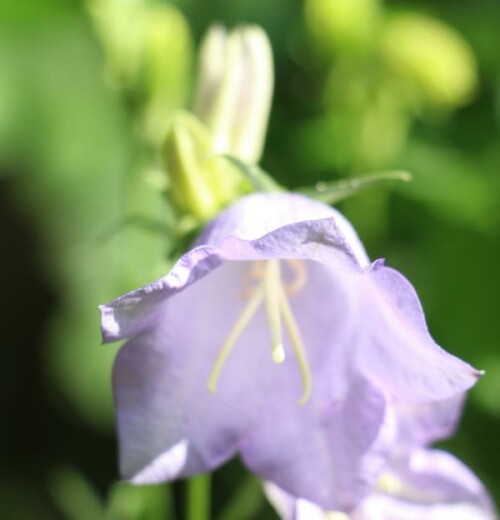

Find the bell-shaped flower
[[100, 193, 481, 510], [265, 397, 496, 519], [265, 448, 495, 520]]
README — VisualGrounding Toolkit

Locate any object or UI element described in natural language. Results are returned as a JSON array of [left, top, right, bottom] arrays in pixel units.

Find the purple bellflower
[[265, 449, 495, 520], [265, 397, 496, 519], [100, 193, 481, 510]]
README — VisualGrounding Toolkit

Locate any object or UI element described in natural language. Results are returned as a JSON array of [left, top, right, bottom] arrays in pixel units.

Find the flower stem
[[187, 474, 211, 520]]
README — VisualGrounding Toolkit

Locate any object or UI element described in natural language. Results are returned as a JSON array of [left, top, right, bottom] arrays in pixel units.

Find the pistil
[[264, 259, 286, 363]]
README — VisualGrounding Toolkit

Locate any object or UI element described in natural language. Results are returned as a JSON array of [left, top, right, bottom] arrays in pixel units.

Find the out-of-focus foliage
[[1, 0, 500, 518], [0, 0, 186, 431], [381, 12, 477, 109], [305, 0, 381, 56], [88, 0, 192, 144]]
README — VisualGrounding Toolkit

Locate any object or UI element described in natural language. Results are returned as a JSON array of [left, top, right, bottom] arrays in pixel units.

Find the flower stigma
[[207, 259, 312, 404]]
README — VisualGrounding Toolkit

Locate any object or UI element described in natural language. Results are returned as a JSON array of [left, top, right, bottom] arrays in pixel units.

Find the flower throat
[[207, 259, 312, 405]]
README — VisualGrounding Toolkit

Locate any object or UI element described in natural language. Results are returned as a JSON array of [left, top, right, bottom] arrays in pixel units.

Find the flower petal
[[100, 244, 222, 341], [100, 222, 366, 346], [113, 261, 260, 481], [355, 496, 494, 520], [382, 448, 496, 513], [197, 193, 370, 268], [267, 450, 496, 520], [354, 267, 482, 402], [100, 193, 374, 343], [242, 375, 391, 511], [112, 258, 391, 507], [394, 394, 465, 450], [264, 482, 325, 520]]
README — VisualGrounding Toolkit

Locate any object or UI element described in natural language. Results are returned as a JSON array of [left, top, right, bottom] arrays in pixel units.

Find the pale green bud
[[193, 25, 274, 164], [87, 0, 192, 142], [163, 112, 250, 221], [381, 12, 477, 109], [87, 0, 145, 86], [305, 0, 381, 55], [141, 4, 192, 142]]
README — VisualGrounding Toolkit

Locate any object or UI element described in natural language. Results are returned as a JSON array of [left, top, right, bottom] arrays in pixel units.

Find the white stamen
[[208, 259, 312, 405], [279, 284, 312, 405]]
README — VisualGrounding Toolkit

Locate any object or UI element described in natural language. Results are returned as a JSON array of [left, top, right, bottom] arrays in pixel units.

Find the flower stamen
[[239, 261, 264, 299], [209, 259, 312, 404], [279, 284, 312, 405], [285, 259, 308, 295], [207, 285, 264, 394]]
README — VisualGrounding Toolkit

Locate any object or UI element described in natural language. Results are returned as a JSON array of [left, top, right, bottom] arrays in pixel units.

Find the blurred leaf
[[399, 140, 497, 232], [304, 0, 381, 57], [0, 476, 57, 520], [48, 467, 105, 520], [298, 170, 411, 204], [0, 7, 174, 429], [472, 355, 500, 418], [106, 482, 173, 520], [217, 476, 265, 520], [381, 11, 478, 110]]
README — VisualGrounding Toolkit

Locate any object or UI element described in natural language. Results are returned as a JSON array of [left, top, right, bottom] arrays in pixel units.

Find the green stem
[[216, 476, 264, 520], [187, 474, 211, 520]]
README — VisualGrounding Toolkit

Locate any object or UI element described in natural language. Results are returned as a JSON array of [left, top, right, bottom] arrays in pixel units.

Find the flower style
[[100, 193, 481, 510], [265, 397, 496, 519]]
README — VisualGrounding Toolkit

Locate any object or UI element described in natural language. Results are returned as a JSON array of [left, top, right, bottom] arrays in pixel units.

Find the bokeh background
[[1, 0, 500, 518]]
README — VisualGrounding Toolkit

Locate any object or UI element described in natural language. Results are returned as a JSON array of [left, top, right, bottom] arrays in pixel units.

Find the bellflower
[[265, 448, 495, 520], [100, 193, 481, 510], [265, 398, 496, 519]]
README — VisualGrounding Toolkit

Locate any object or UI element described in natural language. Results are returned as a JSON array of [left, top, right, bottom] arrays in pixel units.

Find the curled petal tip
[[372, 258, 386, 270], [99, 304, 119, 343]]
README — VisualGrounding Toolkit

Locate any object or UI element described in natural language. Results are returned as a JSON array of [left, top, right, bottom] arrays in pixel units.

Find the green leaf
[[48, 467, 105, 520], [399, 140, 497, 231], [297, 170, 412, 204], [106, 482, 173, 520]]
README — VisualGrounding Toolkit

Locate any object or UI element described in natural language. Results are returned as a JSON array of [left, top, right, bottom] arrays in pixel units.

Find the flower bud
[[304, 0, 381, 56], [141, 3, 192, 142], [381, 13, 477, 109], [88, 0, 192, 142], [193, 25, 273, 164], [163, 112, 249, 221]]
